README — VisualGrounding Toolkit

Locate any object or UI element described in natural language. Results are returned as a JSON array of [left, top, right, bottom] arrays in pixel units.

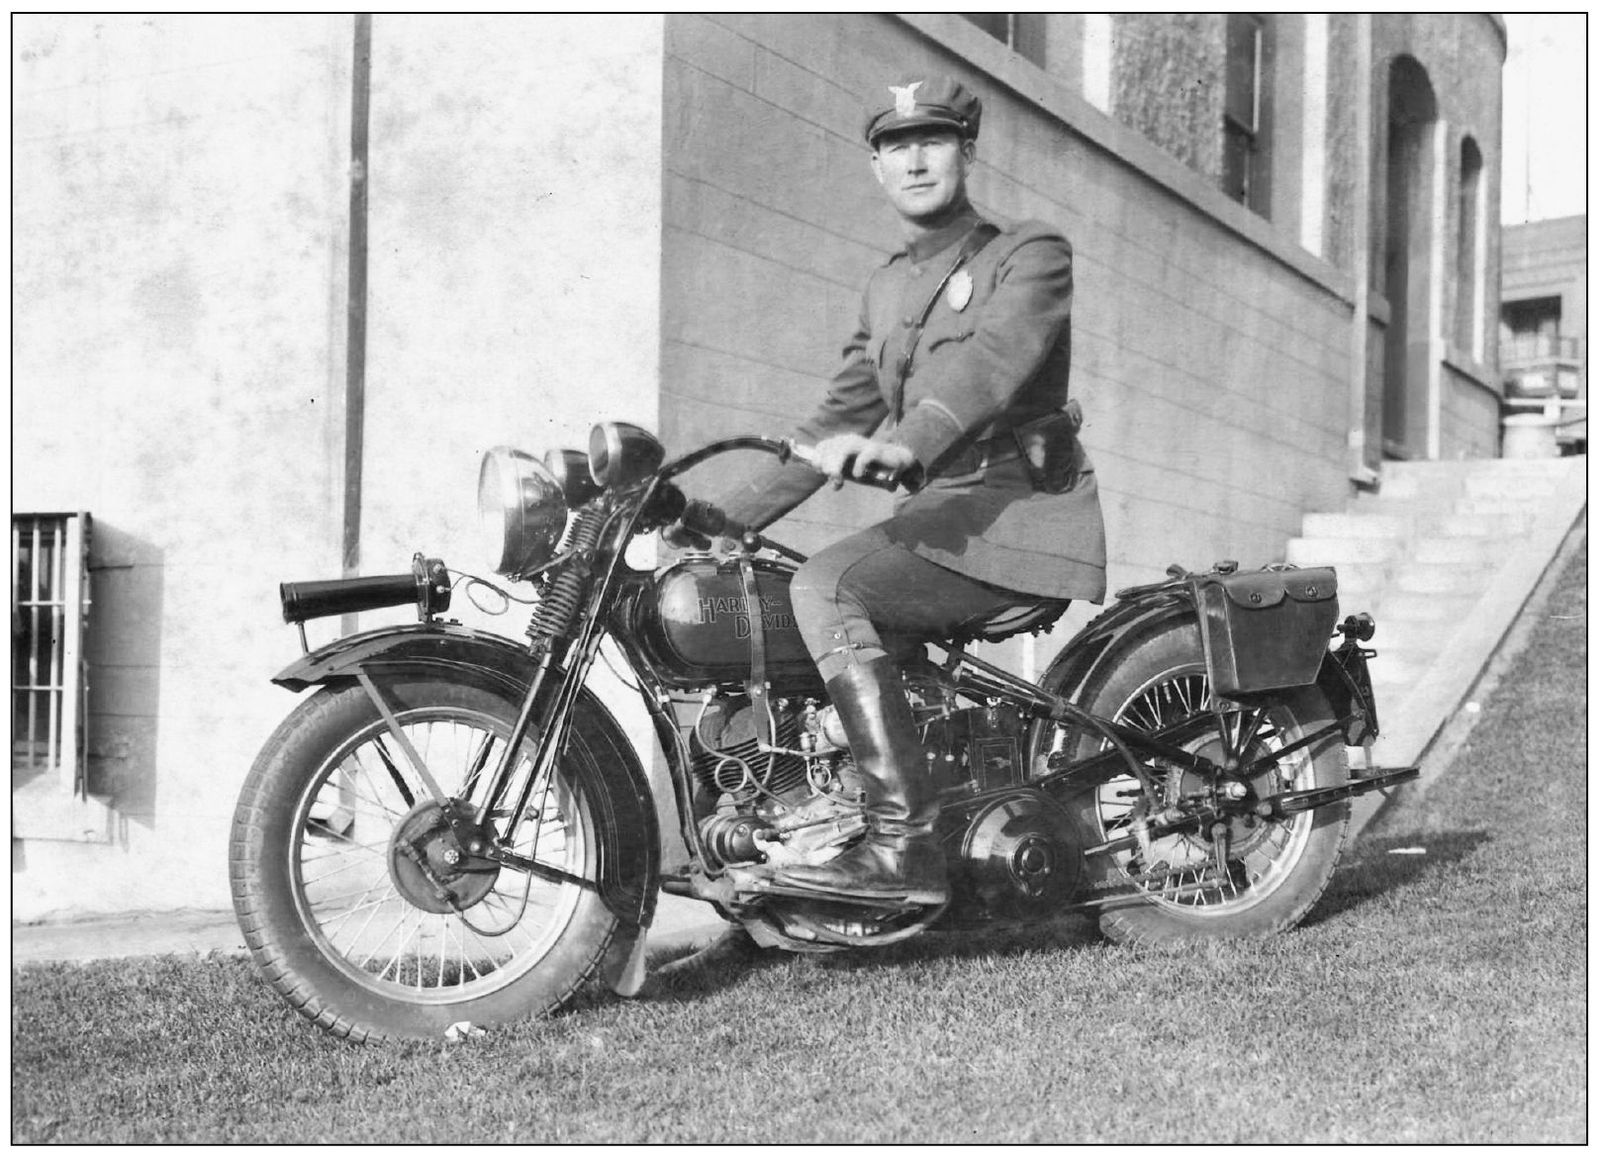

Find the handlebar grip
[[860, 465, 903, 492]]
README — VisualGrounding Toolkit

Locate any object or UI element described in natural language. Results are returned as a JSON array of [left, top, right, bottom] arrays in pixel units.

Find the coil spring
[[525, 504, 610, 651]]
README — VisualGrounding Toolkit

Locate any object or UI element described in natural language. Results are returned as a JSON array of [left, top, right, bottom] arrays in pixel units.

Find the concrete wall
[[361, 15, 664, 576], [13, 15, 354, 918], [661, 12, 1360, 671], [11, 14, 666, 919]]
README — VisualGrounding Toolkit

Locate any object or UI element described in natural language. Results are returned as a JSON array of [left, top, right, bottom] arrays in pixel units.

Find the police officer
[[719, 74, 1107, 906]]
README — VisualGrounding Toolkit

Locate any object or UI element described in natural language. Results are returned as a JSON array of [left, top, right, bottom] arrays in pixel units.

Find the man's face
[[870, 128, 974, 222]]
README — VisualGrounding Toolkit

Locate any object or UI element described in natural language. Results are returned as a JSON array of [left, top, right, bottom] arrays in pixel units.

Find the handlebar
[[780, 440, 907, 492], [655, 434, 915, 550]]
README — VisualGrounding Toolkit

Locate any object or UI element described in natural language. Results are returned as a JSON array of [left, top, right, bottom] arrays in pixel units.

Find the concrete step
[[1300, 511, 1415, 541], [1371, 589, 1479, 624], [1286, 535, 1401, 567], [1410, 536, 1513, 565], [1366, 650, 1428, 691], [1464, 474, 1566, 501], [1373, 471, 1470, 503], [1436, 511, 1534, 537], [1455, 497, 1549, 522], [1371, 624, 1447, 660], [1393, 563, 1493, 596]]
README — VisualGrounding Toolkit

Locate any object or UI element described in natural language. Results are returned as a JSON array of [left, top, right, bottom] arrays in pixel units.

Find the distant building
[[1499, 214, 1586, 455], [12, 14, 1505, 918]]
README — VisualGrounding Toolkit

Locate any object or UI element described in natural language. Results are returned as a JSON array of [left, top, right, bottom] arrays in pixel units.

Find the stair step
[[1301, 512, 1415, 540], [1286, 536, 1401, 566], [1393, 564, 1493, 596], [1455, 497, 1548, 522], [1464, 474, 1563, 501], [1366, 651, 1427, 690], [1410, 537, 1512, 565], [1436, 511, 1533, 537], [1371, 590, 1477, 623]]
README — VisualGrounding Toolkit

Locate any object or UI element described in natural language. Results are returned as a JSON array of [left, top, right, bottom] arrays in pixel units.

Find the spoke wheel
[[290, 703, 589, 1005], [231, 677, 621, 1041], [1042, 618, 1348, 943]]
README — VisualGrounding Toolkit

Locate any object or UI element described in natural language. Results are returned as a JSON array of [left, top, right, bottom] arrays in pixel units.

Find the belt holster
[[1012, 407, 1082, 494]]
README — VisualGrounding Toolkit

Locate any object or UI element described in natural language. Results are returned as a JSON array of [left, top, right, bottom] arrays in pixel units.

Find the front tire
[[229, 676, 622, 1041], [1043, 619, 1348, 944]]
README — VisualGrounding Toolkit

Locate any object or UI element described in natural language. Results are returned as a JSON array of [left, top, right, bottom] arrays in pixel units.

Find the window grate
[[12, 512, 91, 794]]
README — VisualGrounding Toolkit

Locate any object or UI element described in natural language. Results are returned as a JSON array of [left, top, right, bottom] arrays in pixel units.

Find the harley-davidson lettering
[[698, 594, 796, 635]]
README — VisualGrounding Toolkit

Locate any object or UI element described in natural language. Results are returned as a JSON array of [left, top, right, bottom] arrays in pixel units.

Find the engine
[[687, 676, 1083, 921]]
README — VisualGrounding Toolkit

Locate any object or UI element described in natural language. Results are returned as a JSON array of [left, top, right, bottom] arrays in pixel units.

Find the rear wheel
[[1042, 619, 1348, 944], [229, 677, 621, 1041]]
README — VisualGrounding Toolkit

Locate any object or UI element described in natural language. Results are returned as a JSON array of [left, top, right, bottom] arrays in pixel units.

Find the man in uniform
[[719, 74, 1107, 907]]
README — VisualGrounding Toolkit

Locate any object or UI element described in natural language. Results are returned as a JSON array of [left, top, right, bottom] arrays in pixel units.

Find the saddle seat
[[950, 596, 1070, 643]]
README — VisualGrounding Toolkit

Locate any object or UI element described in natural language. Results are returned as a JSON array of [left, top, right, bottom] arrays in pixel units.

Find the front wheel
[[229, 676, 622, 1041], [1040, 619, 1349, 945]]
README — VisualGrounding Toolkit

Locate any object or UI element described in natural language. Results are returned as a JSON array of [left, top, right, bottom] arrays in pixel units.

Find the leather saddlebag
[[1193, 566, 1339, 696]]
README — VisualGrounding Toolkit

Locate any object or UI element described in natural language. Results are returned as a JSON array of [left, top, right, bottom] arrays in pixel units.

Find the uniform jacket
[[722, 205, 1106, 603]]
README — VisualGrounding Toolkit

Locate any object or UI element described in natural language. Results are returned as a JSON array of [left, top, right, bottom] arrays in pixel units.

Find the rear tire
[[229, 677, 621, 1041], [1046, 619, 1348, 944]]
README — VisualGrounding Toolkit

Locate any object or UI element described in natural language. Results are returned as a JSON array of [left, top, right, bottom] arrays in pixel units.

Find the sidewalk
[[12, 893, 725, 966]]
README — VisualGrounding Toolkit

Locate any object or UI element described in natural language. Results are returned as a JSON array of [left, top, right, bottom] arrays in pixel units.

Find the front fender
[[272, 622, 660, 928], [272, 621, 534, 693]]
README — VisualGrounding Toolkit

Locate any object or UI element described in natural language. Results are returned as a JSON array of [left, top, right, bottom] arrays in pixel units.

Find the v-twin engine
[[689, 675, 1084, 922]]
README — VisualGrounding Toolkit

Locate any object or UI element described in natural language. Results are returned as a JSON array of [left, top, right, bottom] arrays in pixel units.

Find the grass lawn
[[12, 544, 1585, 1144]]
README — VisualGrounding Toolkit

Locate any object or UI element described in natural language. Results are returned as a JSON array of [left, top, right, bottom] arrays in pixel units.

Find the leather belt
[[937, 430, 1024, 477]]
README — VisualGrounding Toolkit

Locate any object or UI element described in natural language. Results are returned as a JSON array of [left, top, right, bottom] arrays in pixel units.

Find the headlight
[[588, 421, 665, 488], [477, 447, 568, 578]]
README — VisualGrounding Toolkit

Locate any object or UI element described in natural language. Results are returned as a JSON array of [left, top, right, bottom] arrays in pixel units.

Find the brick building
[[12, 14, 1505, 918], [1498, 214, 1587, 454]]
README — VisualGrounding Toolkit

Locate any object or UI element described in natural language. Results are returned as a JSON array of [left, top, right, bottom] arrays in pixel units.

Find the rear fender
[[1037, 587, 1196, 704], [272, 623, 659, 928]]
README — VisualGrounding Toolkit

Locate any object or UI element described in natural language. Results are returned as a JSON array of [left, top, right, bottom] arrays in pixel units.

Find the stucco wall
[[11, 14, 666, 920], [662, 12, 1358, 671], [361, 15, 665, 576], [13, 15, 354, 919]]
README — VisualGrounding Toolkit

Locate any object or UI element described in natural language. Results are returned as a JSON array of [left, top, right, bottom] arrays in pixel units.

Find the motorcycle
[[229, 422, 1417, 1042]]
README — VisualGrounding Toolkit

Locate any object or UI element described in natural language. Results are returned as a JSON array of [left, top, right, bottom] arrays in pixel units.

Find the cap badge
[[889, 81, 922, 118], [946, 268, 973, 312]]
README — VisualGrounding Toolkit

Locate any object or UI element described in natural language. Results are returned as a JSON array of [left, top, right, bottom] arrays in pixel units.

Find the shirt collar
[[903, 203, 984, 266]]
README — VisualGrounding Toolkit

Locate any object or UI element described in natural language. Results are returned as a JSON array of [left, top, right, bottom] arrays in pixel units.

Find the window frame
[[1222, 12, 1273, 217]]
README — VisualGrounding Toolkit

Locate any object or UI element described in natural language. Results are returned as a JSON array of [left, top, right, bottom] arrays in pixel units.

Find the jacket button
[[902, 316, 914, 327]]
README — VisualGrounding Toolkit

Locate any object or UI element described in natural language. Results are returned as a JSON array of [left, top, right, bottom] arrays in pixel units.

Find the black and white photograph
[[13, 13, 1586, 1143]]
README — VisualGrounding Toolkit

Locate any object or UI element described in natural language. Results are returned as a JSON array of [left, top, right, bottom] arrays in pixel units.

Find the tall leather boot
[[771, 656, 949, 905]]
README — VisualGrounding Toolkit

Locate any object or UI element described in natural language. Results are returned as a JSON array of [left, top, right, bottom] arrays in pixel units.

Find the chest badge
[[946, 268, 973, 312]]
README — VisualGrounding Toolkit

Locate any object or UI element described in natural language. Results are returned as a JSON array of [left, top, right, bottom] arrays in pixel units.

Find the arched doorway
[[1380, 56, 1439, 459]]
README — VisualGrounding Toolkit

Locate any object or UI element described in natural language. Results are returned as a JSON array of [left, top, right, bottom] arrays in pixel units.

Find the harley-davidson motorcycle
[[230, 422, 1416, 1042]]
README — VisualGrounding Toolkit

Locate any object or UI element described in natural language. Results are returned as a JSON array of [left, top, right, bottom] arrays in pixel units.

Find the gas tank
[[630, 556, 819, 689]]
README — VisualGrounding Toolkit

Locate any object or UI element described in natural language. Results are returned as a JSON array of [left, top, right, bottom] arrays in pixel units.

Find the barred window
[[12, 512, 91, 793]]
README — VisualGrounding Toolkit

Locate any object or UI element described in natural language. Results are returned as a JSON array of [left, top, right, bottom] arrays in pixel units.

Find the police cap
[[863, 75, 982, 147]]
